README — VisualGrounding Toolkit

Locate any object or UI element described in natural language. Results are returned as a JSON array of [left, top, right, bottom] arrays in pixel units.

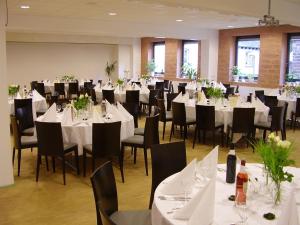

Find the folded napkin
[[32, 90, 45, 101], [102, 84, 113, 90], [117, 102, 133, 120], [141, 86, 150, 94], [198, 90, 207, 104], [173, 92, 183, 103], [16, 92, 22, 99], [219, 82, 226, 92], [173, 146, 218, 224], [106, 102, 126, 122], [61, 107, 73, 126], [160, 159, 197, 195], [41, 103, 57, 122], [94, 83, 101, 90], [253, 97, 268, 111]]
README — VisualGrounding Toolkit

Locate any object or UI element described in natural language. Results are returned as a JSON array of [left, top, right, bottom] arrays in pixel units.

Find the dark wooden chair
[[84, 81, 94, 95], [35, 121, 80, 185], [91, 89, 98, 105], [121, 114, 159, 177], [30, 81, 38, 91], [54, 83, 66, 99], [125, 90, 140, 128], [147, 85, 155, 90], [227, 107, 255, 146], [149, 141, 187, 209], [68, 82, 79, 99], [14, 98, 35, 136], [11, 116, 38, 176], [141, 89, 160, 116], [90, 161, 151, 225], [155, 81, 164, 92], [157, 99, 172, 140], [193, 105, 224, 148], [177, 85, 186, 95], [291, 98, 300, 131], [255, 90, 265, 102], [166, 93, 179, 111], [102, 89, 115, 104], [83, 122, 122, 180], [264, 95, 278, 114], [255, 105, 285, 140], [170, 102, 196, 141]]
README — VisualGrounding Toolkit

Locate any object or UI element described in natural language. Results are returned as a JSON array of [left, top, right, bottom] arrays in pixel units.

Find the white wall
[[0, 0, 14, 187], [6, 42, 118, 87]]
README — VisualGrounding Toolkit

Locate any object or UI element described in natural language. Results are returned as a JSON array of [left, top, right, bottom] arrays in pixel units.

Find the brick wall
[[218, 25, 300, 88], [141, 37, 201, 81]]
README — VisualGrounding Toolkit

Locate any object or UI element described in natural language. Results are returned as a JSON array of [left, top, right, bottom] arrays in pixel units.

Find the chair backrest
[[178, 82, 187, 87], [126, 90, 139, 104], [163, 80, 170, 89], [149, 141, 187, 209], [102, 90, 115, 104], [226, 87, 235, 96], [84, 81, 93, 89], [35, 82, 46, 97], [30, 81, 38, 91], [14, 98, 34, 131], [201, 87, 209, 98], [196, 105, 215, 130], [255, 90, 265, 102], [167, 93, 179, 111], [98, 206, 116, 225], [132, 81, 141, 87], [90, 161, 118, 225], [296, 98, 300, 117], [92, 122, 121, 158], [223, 83, 230, 89], [144, 114, 160, 148], [10, 115, 22, 149], [270, 106, 284, 131], [156, 99, 166, 121], [155, 81, 164, 91], [35, 121, 65, 156], [54, 83, 65, 96], [177, 85, 185, 95], [91, 89, 97, 105], [172, 102, 186, 126], [147, 85, 155, 90], [232, 107, 255, 133], [98, 80, 102, 86], [264, 95, 278, 108], [149, 89, 160, 105], [68, 82, 79, 96]]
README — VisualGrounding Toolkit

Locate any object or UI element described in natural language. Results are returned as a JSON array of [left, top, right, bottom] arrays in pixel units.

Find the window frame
[[152, 41, 166, 76], [181, 40, 199, 78], [235, 35, 260, 82], [286, 33, 300, 82]]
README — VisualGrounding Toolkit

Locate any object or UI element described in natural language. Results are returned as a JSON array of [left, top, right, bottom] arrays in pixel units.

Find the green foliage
[[8, 85, 19, 96], [105, 61, 117, 76], [231, 66, 240, 76], [197, 78, 209, 85], [141, 74, 151, 80], [295, 86, 300, 94], [182, 63, 197, 79], [73, 94, 89, 111], [116, 79, 124, 86], [206, 87, 223, 99], [146, 59, 156, 74], [61, 75, 75, 82], [286, 73, 296, 82]]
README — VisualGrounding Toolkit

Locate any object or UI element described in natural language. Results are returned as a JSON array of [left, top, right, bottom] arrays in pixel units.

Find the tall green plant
[[105, 61, 117, 77], [146, 59, 156, 74], [182, 63, 197, 79], [206, 87, 223, 99]]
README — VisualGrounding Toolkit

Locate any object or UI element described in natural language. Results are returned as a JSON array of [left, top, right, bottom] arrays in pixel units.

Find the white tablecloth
[[152, 163, 300, 225], [183, 99, 269, 133], [277, 96, 297, 119], [95, 89, 149, 103]]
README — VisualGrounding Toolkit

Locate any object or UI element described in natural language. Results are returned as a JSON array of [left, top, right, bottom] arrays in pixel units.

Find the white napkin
[[114, 86, 120, 94], [141, 86, 150, 94], [94, 83, 101, 91], [32, 90, 45, 101], [61, 107, 73, 126], [173, 146, 218, 224], [182, 94, 189, 102], [92, 107, 104, 123], [102, 84, 113, 90], [106, 102, 126, 122], [160, 159, 197, 195], [173, 92, 183, 103], [16, 92, 22, 99], [117, 102, 133, 120], [219, 82, 226, 92], [41, 103, 57, 122], [198, 90, 207, 104]]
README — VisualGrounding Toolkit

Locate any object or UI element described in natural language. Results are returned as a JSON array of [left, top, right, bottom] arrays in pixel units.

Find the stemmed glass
[[235, 191, 248, 225], [56, 104, 62, 113]]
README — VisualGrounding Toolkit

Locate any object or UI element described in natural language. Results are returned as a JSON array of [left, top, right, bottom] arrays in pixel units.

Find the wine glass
[[235, 191, 248, 225], [56, 104, 62, 113]]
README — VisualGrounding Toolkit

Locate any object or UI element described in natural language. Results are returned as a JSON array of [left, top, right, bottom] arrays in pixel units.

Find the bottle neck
[[229, 150, 235, 155], [240, 165, 246, 173]]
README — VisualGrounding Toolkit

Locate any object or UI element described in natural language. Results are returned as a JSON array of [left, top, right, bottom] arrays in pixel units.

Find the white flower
[[274, 136, 281, 143], [85, 93, 89, 98], [277, 140, 291, 149], [79, 94, 84, 99], [268, 132, 276, 141]]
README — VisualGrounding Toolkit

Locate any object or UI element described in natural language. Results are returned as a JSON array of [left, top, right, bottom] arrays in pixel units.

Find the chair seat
[[83, 144, 92, 152], [255, 121, 271, 129], [21, 135, 37, 146], [110, 210, 151, 225], [64, 143, 77, 152], [166, 111, 172, 120], [134, 128, 144, 136], [22, 127, 35, 136], [122, 135, 144, 145], [215, 121, 224, 128], [186, 117, 196, 125]]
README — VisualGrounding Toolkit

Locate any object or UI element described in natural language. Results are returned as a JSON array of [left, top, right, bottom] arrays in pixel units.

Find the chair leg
[[184, 125, 187, 140], [169, 123, 174, 142], [12, 147, 15, 164], [36, 154, 41, 182], [212, 130, 215, 147], [203, 131, 206, 144], [17, 149, 21, 176], [192, 126, 197, 149], [221, 127, 224, 147], [120, 145, 125, 183], [45, 156, 49, 171], [134, 147, 137, 164], [52, 157, 56, 173], [263, 129, 267, 141], [162, 122, 166, 140], [143, 148, 148, 176], [75, 149, 80, 175], [83, 151, 86, 176], [62, 157, 66, 185], [92, 158, 95, 173]]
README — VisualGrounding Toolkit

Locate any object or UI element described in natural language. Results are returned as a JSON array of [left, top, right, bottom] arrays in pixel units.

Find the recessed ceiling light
[[108, 12, 117, 16], [20, 5, 30, 9], [176, 19, 183, 22], [227, 25, 234, 28]]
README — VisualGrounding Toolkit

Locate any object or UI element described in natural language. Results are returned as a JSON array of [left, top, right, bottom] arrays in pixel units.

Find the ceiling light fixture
[[155, 36, 165, 39], [176, 19, 183, 22], [258, 0, 279, 26], [20, 5, 30, 9], [227, 25, 234, 28], [108, 12, 117, 16]]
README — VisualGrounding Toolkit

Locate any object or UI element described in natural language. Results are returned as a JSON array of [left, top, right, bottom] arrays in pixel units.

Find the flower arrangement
[[8, 84, 19, 96], [105, 61, 117, 77], [254, 133, 294, 204], [182, 63, 197, 80], [231, 66, 240, 82], [61, 75, 75, 82], [141, 74, 151, 81], [116, 78, 124, 86], [72, 94, 90, 111], [206, 87, 224, 99]]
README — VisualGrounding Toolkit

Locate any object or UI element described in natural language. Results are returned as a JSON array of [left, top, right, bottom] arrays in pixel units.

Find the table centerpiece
[[8, 84, 19, 99]]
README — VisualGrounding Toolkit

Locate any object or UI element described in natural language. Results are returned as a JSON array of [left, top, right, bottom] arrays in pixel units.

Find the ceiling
[[6, 0, 300, 38]]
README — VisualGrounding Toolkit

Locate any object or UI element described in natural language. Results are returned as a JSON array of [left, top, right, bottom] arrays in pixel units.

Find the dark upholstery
[[54, 83, 65, 98], [291, 98, 300, 131], [14, 98, 34, 135], [102, 90, 115, 104], [157, 98, 172, 139]]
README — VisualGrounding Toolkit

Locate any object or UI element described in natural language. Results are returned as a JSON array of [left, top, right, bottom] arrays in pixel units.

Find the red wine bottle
[[235, 160, 248, 204]]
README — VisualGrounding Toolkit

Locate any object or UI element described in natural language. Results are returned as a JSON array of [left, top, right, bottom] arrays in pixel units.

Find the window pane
[[287, 35, 300, 81], [153, 43, 165, 74], [183, 42, 198, 72], [236, 37, 260, 82]]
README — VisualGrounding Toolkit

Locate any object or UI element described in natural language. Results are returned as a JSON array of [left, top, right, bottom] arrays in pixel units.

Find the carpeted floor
[[0, 116, 299, 225]]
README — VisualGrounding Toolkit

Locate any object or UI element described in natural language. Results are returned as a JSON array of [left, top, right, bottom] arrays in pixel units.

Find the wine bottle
[[226, 144, 237, 183], [235, 160, 248, 204]]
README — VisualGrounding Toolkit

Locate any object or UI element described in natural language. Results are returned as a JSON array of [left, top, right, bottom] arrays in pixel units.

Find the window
[[153, 42, 165, 75], [235, 36, 260, 82], [182, 41, 199, 78], [287, 33, 300, 82]]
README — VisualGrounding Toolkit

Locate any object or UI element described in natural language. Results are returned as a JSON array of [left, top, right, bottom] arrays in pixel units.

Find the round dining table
[[152, 163, 300, 225]]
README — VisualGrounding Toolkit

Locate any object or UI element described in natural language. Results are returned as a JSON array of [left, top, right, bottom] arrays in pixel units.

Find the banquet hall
[[1, 0, 300, 225]]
